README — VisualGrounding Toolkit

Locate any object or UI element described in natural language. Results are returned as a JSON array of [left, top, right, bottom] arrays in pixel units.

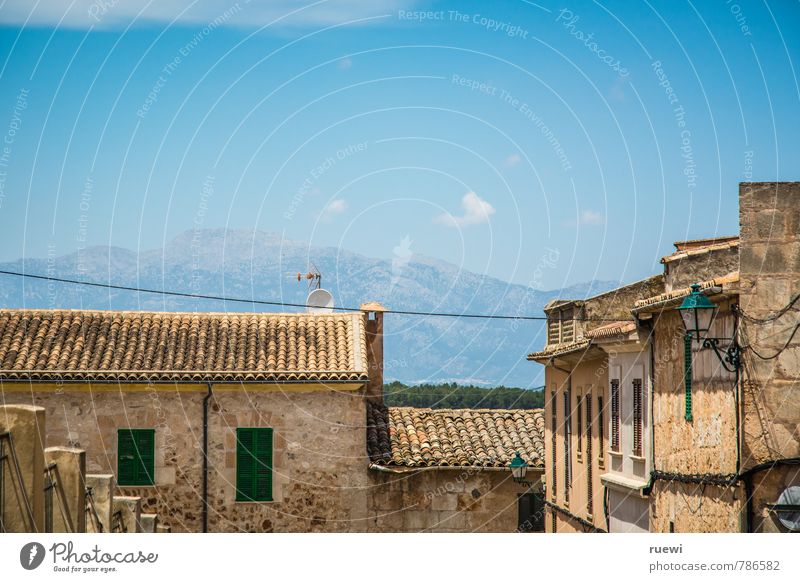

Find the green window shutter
[[236, 428, 273, 502], [117, 429, 155, 486], [684, 334, 693, 421], [137, 430, 156, 485]]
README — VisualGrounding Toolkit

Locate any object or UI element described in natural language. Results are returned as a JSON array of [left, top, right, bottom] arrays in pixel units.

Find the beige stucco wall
[[544, 354, 609, 532], [368, 468, 543, 532]]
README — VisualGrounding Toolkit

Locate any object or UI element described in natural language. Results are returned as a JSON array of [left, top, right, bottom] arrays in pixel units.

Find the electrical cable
[[0, 269, 631, 323], [735, 293, 800, 324]]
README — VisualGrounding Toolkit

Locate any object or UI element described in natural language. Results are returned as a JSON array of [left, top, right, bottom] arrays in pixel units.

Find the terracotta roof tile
[[632, 271, 739, 312], [526, 338, 591, 361], [661, 237, 739, 264], [366, 402, 544, 468], [0, 309, 368, 383], [585, 320, 636, 339]]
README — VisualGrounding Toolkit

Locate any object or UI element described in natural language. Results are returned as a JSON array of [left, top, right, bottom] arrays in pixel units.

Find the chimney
[[360, 302, 386, 404]]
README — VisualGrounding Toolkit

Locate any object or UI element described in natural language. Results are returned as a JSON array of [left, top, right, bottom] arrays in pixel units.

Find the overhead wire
[[0, 269, 631, 323]]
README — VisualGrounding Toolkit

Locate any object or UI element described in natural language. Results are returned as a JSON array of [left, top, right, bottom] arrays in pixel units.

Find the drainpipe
[[203, 382, 213, 533]]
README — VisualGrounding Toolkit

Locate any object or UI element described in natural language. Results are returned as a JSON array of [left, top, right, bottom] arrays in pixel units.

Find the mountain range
[[0, 229, 619, 387]]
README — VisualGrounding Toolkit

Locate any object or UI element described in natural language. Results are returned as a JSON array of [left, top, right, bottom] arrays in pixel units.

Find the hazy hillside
[[0, 229, 618, 387]]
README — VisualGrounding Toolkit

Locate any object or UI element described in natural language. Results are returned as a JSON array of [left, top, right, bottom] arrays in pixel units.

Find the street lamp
[[677, 283, 740, 372], [510, 451, 529, 483], [676, 284, 718, 342]]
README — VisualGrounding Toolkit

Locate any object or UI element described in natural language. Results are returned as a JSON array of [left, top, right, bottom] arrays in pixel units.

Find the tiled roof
[[632, 272, 739, 313], [366, 402, 544, 468], [0, 309, 368, 382], [585, 320, 637, 339], [526, 338, 591, 361], [662, 237, 739, 264]]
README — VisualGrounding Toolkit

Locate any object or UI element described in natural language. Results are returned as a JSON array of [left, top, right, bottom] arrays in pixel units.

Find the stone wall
[[207, 385, 371, 532], [651, 306, 739, 475], [0, 382, 371, 532], [664, 246, 739, 291], [649, 303, 743, 532], [581, 275, 664, 335], [650, 481, 743, 532], [2, 382, 537, 533], [368, 468, 542, 532], [738, 181, 800, 531]]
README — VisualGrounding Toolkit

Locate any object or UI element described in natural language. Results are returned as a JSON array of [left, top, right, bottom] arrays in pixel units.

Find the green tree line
[[383, 381, 544, 409]]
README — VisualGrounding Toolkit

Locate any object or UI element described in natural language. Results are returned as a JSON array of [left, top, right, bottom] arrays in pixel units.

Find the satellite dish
[[775, 486, 800, 531], [306, 288, 335, 314]]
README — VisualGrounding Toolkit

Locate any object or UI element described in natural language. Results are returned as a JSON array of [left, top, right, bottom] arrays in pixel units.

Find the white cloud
[[337, 57, 353, 70], [504, 153, 521, 168], [0, 0, 412, 29], [579, 210, 604, 225], [435, 192, 495, 228], [321, 199, 347, 221]]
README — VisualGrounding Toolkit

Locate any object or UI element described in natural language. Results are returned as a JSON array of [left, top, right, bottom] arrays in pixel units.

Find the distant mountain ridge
[[0, 229, 620, 387]]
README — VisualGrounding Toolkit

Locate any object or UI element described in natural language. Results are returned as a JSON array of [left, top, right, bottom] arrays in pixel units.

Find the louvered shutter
[[255, 429, 273, 502], [117, 429, 155, 486], [632, 379, 643, 456], [136, 429, 156, 485], [118, 430, 136, 485], [236, 429, 256, 501], [236, 428, 273, 502]]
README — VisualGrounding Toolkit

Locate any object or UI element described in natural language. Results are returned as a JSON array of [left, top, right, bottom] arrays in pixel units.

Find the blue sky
[[0, 0, 798, 289]]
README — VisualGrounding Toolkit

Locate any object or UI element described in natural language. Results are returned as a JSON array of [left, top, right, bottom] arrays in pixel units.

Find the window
[[610, 379, 620, 452], [550, 388, 557, 501], [585, 393, 593, 515], [563, 389, 572, 502], [547, 307, 575, 345], [518, 492, 544, 532], [236, 428, 273, 502], [560, 308, 575, 343], [632, 378, 643, 457], [576, 391, 583, 455], [117, 429, 155, 486], [597, 395, 605, 462]]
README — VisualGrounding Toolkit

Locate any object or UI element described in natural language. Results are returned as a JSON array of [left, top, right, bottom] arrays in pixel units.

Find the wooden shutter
[[632, 378, 643, 456], [236, 428, 273, 502], [117, 429, 155, 486], [547, 318, 560, 345], [577, 394, 583, 454], [563, 389, 571, 502], [550, 389, 557, 501], [585, 394, 593, 515], [597, 396, 605, 461], [254, 429, 273, 502]]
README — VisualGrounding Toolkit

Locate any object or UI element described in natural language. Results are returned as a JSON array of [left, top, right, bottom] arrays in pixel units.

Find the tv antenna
[[293, 263, 335, 314]]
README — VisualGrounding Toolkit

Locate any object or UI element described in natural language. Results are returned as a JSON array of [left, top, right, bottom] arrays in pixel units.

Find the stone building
[[0, 303, 545, 532], [633, 182, 800, 533], [633, 268, 742, 532], [529, 181, 800, 534], [527, 276, 663, 533], [366, 404, 544, 532]]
